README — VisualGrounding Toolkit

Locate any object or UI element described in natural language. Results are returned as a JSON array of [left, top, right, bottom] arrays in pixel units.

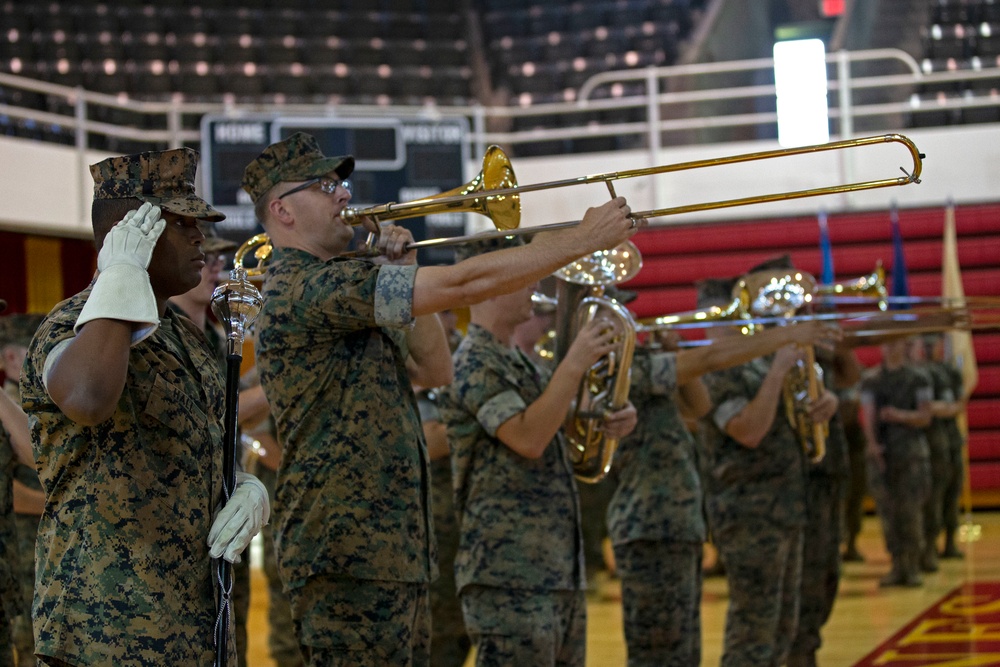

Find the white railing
[[1, 48, 997, 158]]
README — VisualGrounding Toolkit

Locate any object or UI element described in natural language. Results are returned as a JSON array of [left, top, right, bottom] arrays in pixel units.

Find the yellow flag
[[941, 202, 979, 402]]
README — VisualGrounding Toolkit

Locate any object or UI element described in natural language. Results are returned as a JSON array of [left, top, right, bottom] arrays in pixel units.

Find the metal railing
[[1, 48, 998, 158]]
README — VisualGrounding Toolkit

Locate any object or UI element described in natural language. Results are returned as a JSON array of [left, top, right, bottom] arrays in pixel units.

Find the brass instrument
[[816, 262, 888, 310], [234, 133, 925, 273], [635, 292, 753, 336], [737, 269, 828, 464], [550, 241, 642, 483]]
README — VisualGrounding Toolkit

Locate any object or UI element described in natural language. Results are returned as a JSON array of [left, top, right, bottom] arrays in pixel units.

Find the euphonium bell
[[737, 268, 827, 464], [550, 240, 642, 483]]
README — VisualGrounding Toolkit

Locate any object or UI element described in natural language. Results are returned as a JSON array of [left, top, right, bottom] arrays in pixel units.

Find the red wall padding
[[625, 202, 1000, 494]]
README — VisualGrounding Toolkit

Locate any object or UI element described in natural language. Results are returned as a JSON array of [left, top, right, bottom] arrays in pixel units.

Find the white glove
[[75, 202, 166, 343], [207, 471, 270, 564]]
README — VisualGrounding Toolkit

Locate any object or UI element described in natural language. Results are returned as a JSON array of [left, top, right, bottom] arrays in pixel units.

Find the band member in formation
[[438, 236, 637, 667], [417, 385, 472, 667], [839, 375, 868, 563], [609, 275, 841, 667], [787, 345, 860, 667], [860, 336, 933, 587], [20, 148, 269, 666], [924, 333, 968, 560], [0, 300, 37, 665], [0, 312, 44, 666], [240, 132, 638, 665], [166, 223, 266, 667], [908, 333, 966, 570], [698, 273, 840, 667]]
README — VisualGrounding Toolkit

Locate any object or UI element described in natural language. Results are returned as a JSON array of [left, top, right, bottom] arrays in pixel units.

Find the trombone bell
[[341, 145, 520, 230]]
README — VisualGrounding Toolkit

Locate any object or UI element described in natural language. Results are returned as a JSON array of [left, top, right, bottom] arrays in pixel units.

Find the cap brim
[[149, 195, 226, 222], [298, 155, 355, 181], [202, 237, 239, 253]]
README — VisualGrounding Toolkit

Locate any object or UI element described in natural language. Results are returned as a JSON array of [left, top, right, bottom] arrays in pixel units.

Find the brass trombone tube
[[406, 133, 923, 251]]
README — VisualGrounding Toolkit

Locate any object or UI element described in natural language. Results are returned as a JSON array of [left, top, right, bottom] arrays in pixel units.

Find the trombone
[[234, 134, 924, 273]]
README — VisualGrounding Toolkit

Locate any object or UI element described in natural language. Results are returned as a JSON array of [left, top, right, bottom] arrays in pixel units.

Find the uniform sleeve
[[477, 390, 528, 438], [704, 365, 749, 433], [297, 260, 417, 332]]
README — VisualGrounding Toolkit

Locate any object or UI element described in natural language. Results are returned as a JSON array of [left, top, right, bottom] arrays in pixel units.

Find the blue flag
[[818, 209, 835, 284], [890, 204, 910, 308]]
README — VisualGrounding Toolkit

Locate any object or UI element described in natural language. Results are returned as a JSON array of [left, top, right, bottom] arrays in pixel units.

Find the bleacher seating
[[916, 0, 1000, 126], [0, 0, 709, 152]]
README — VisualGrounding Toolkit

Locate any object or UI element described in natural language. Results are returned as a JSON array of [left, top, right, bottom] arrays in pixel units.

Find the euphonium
[[551, 241, 642, 483], [737, 269, 827, 464]]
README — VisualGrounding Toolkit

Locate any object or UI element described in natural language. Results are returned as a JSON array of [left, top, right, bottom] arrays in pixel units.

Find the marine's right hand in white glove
[[75, 202, 166, 343]]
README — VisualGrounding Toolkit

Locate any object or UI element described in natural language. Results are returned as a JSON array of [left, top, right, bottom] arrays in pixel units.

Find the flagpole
[[940, 199, 981, 546]]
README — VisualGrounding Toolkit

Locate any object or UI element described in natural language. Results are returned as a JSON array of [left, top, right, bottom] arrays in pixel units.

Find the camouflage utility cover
[[90, 147, 224, 222], [254, 247, 434, 589], [607, 349, 707, 546], [20, 291, 231, 665], [241, 132, 354, 204], [439, 323, 586, 593], [0, 313, 44, 350]]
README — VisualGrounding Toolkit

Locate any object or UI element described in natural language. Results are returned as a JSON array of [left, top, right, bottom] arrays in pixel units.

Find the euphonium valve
[[738, 268, 827, 464], [550, 240, 642, 483], [565, 296, 636, 483]]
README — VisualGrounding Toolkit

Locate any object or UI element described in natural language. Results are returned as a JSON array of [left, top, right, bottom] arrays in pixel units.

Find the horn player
[[604, 268, 841, 667], [436, 234, 638, 667]]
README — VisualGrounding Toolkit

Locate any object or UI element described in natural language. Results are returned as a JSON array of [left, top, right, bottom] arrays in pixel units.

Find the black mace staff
[[210, 266, 263, 667]]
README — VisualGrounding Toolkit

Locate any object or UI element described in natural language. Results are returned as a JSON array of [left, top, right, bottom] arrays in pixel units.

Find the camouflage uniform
[[166, 302, 251, 667], [861, 363, 933, 584], [921, 359, 964, 563], [417, 390, 471, 667], [20, 292, 231, 666], [839, 383, 867, 559], [439, 323, 587, 667], [702, 356, 807, 667], [254, 247, 435, 665], [788, 355, 850, 667], [606, 349, 706, 667], [1, 406, 19, 665], [1, 312, 44, 666], [8, 378, 40, 667], [256, 463, 305, 667]]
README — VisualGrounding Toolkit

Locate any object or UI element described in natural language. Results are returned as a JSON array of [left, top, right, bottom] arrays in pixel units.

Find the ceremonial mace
[[210, 265, 263, 667]]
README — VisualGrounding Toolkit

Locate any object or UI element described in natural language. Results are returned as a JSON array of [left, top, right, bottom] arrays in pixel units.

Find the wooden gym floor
[[245, 511, 1000, 666]]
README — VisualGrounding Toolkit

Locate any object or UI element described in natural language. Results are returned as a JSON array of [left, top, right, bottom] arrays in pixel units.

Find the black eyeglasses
[[277, 177, 352, 199]]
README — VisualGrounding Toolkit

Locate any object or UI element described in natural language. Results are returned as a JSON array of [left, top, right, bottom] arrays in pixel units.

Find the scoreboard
[[200, 114, 471, 265]]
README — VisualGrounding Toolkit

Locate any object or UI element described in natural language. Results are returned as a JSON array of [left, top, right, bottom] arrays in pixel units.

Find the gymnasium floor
[[245, 511, 1000, 666]]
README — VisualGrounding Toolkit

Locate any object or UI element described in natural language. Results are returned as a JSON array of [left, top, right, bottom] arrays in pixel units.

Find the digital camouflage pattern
[[615, 540, 702, 667], [1, 313, 45, 663], [608, 349, 706, 546], [240, 132, 354, 204], [702, 357, 807, 667], [290, 576, 430, 666], [607, 349, 706, 666], [438, 323, 586, 594], [702, 356, 807, 531], [7, 376, 39, 667], [459, 585, 586, 667], [788, 355, 848, 666], [90, 147, 224, 221], [922, 359, 965, 555], [0, 416, 19, 665], [254, 247, 434, 593], [417, 390, 471, 667], [861, 363, 933, 582], [20, 290, 231, 666]]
